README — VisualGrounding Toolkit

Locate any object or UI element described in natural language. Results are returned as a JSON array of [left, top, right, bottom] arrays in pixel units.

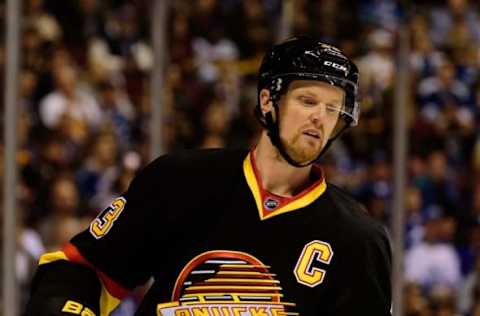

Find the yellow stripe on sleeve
[[38, 251, 68, 265]]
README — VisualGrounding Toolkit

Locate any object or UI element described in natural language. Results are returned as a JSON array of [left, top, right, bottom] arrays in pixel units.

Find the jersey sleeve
[[29, 156, 169, 315], [71, 168, 159, 288], [26, 260, 102, 316], [334, 224, 392, 315]]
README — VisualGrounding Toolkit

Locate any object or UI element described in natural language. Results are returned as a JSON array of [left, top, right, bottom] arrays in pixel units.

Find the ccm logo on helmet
[[323, 61, 348, 74]]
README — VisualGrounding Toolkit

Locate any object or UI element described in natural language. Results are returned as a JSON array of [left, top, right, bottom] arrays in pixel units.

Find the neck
[[254, 133, 312, 197]]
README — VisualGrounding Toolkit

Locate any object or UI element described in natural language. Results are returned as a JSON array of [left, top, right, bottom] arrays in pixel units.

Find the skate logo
[[156, 251, 296, 316]]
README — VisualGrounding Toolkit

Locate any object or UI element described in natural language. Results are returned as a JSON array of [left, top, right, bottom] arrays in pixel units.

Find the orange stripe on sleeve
[[62, 243, 130, 300]]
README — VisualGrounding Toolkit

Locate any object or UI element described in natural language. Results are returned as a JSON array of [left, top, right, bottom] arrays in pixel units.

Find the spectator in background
[[459, 239, 480, 314], [24, 134, 76, 225], [357, 28, 395, 95], [76, 0, 105, 41], [76, 131, 119, 212], [189, 0, 238, 83], [87, 38, 125, 83], [169, 9, 193, 67], [429, 0, 480, 47], [189, 0, 223, 38], [358, 0, 400, 31], [356, 155, 392, 222], [228, 0, 272, 59], [199, 100, 231, 148], [24, 0, 62, 43], [16, 210, 45, 309], [309, 0, 361, 43], [417, 60, 473, 135], [192, 27, 239, 83], [39, 64, 101, 137], [414, 151, 461, 218], [458, 223, 480, 278], [291, 0, 312, 36], [405, 186, 425, 249], [45, 0, 105, 66], [451, 42, 478, 87], [428, 285, 457, 316], [405, 207, 461, 292], [96, 80, 135, 149], [90, 150, 142, 212], [404, 282, 431, 316], [352, 29, 397, 159], [37, 174, 84, 250], [228, 90, 261, 149], [19, 68, 39, 113], [21, 25, 47, 75], [103, 3, 152, 72], [18, 69, 37, 151], [410, 15, 445, 79], [214, 54, 241, 116]]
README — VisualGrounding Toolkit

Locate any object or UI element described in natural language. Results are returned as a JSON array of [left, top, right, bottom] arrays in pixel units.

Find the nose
[[309, 103, 328, 127]]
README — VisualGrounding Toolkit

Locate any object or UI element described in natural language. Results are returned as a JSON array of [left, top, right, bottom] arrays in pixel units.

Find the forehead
[[287, 80, 345, 99]]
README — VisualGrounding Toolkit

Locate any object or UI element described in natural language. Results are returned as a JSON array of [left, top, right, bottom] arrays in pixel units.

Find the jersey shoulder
[[130, 148, 248, 188], [145, 148, 248, 177], [325, 183, 392, 276], [125, 148, 249, 207], [325, 183, 388, 241]]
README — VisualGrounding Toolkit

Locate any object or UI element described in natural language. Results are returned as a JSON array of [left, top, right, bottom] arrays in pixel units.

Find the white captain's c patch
[[293, 240, 334, 288]]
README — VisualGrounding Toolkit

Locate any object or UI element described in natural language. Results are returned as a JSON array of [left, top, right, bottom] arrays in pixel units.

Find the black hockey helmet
[[255, 36, 360, 167]]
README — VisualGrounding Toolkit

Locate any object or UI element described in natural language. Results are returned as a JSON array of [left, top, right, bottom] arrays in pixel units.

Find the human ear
[[259, 89, 273, 115]]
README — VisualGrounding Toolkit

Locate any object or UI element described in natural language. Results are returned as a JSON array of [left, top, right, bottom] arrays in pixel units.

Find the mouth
[[302, 129, 321, 139]]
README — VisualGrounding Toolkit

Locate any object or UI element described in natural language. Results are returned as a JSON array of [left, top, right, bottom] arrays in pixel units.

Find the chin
[[288, 148, 322, 164], [282, 138, 324, 164]]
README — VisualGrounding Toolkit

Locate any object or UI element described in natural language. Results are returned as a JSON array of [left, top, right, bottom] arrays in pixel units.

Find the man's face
[[269, 80, 345, 164]]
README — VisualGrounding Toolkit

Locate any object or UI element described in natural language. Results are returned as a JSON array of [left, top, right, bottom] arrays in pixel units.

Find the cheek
[[322, 112, 341, 134], [325, 119, 339, 135], [278, 111, 302, 138]]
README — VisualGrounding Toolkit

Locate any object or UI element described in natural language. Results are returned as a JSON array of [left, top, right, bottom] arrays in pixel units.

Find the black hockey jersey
[[28, 149, 392, 316]]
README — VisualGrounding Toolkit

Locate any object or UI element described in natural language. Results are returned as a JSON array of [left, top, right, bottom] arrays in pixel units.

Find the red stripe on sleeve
[[62, 243, 130, 300]]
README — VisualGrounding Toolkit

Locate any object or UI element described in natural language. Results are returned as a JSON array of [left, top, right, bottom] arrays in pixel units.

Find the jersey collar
[[243, 150, 327, 220]]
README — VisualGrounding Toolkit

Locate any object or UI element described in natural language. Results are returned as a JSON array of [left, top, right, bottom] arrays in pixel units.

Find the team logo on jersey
[[294, 240, 334, 288], [264, 198, 280, 211], [156, 251, 296, 316]]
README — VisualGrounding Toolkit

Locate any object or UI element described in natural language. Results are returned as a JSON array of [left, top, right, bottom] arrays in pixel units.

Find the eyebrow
[[298, 91, 317, 97]]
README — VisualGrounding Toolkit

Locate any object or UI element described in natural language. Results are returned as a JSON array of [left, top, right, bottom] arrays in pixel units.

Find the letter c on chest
[[294, 240, 333, 287]]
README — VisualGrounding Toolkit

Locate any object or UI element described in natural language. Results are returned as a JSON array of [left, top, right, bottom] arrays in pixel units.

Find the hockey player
[[27, 37, 392, 316]]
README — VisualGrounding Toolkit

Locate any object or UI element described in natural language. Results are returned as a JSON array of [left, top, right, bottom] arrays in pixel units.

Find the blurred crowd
[[0, 0, 479, 315]]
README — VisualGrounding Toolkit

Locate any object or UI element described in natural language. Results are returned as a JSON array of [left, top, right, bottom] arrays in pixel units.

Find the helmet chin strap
[[264, 98, 350, 168]]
